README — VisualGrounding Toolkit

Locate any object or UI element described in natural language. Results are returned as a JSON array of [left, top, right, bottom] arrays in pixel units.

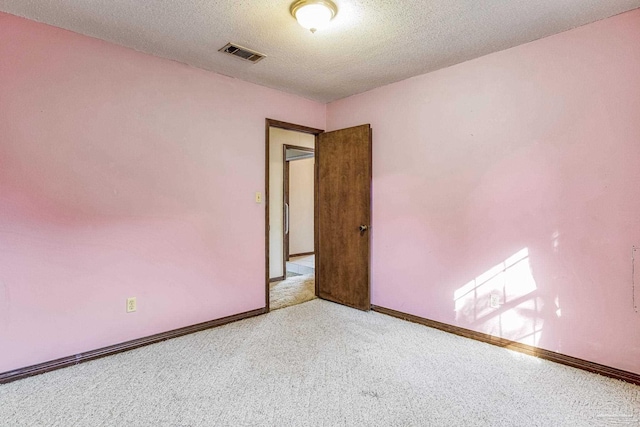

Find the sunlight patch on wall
[[454, 248, 545, 346]]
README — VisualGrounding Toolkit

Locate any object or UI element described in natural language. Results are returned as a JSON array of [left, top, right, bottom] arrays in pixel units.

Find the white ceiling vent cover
[[219, 43, 266, 63]]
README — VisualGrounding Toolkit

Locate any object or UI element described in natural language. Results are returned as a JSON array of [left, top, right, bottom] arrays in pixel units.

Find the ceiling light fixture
[[290, 0, 338, 33]]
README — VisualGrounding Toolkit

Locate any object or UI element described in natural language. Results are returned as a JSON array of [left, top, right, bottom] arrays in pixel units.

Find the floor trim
[[289, 252, 315, 258], [371, 305, 640, 386], [0, 307, 267, 384]]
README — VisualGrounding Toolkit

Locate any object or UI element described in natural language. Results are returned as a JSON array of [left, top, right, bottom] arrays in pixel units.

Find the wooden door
[[315, 124, 372, 311]]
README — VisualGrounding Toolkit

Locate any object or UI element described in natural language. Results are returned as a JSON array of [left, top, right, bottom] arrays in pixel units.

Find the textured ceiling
[[1, 0, 639, 102]]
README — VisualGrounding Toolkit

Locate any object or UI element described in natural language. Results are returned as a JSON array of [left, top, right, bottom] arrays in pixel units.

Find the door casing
[[283, 144, 315, 265]]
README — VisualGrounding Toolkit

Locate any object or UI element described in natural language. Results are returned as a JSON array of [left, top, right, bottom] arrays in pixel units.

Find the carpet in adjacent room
[[269, 273, 316, 310]]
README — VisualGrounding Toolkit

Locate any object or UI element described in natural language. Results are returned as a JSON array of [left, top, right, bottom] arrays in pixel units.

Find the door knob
[[359, 225, 369, 232]]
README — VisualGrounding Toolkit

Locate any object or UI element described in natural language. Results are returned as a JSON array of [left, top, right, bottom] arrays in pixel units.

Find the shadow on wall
[[454, 247, 561, 347]]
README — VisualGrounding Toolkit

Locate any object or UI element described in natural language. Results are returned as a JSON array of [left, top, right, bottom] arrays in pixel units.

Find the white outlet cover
[[490, 294, 500, 308], [127, 297, 137, 313]]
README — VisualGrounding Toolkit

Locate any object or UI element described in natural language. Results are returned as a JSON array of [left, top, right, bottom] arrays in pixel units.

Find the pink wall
[[327, 9, 640, 374], [0, 13, 325, 373], [2, 9, 639, 377]]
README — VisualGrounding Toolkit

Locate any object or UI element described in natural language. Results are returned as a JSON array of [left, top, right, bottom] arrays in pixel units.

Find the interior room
[[1, 1, 639, 425]]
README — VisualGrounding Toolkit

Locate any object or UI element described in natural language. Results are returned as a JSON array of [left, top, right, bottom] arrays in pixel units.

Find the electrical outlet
[[490, 294, 500, 309], [127, 297, 137, 313], [255, 192, 262, 203]]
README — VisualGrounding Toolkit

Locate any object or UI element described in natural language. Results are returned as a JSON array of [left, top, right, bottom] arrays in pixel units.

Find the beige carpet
[[269, 273, 316, 310], [1, 300, 639, 426]]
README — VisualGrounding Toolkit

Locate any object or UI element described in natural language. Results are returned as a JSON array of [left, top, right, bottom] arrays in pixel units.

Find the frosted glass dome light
[[291, 0, 338, 33]]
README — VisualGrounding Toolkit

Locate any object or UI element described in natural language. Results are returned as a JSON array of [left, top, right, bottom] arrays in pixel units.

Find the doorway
[[266, 120, 322, 311], [284, 144, 315, 262], [265, 119, 372, 312]]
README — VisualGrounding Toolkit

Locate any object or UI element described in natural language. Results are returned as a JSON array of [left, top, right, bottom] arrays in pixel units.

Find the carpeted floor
[[1, 299, 639, 426], [286, 270, 302, 278], [269, 273, 316, 310]]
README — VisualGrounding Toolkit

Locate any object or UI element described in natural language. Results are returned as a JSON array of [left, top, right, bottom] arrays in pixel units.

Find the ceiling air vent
[[219, 43, 266, 63]]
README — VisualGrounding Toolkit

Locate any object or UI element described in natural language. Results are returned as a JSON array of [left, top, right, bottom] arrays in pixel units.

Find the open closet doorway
[[265, 120, 322, 311]]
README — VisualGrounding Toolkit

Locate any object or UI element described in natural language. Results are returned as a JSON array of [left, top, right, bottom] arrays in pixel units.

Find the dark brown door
[[315, 124, 372, 311]]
